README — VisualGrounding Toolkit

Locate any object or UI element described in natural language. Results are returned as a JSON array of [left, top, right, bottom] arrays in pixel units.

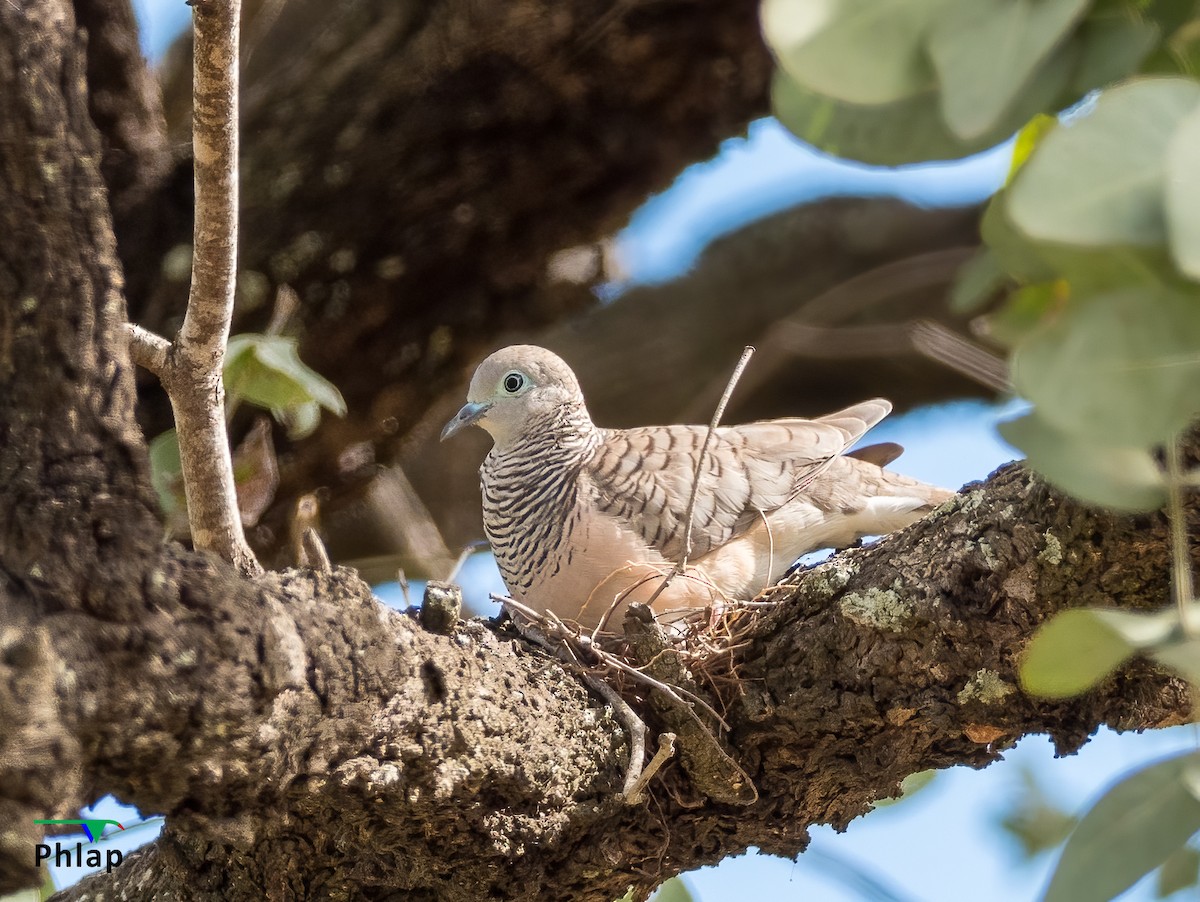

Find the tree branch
[[45, 464, 1197, 901], [127, 0, 261, 576], [123, 322, 170, 377]]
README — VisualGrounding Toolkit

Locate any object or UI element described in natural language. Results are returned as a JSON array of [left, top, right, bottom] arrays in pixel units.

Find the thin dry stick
[[644, 346, 755, 609], [1166, 438, 1197, 637], [124, 0, 260, 577], [682, 345, 755, 566], [625, 733, 676, 805]]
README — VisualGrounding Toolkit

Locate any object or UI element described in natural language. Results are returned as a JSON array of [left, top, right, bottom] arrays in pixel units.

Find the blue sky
[[48, 10, 1193, 902]]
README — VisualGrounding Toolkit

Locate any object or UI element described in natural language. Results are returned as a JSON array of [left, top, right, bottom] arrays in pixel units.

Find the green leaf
[[1000, 413, 1168, 511], [1009, 77, 1200, 247], [1000, 769, 1077, 858], [927, 0, 1089, 141], [1157, 845, 1200, 898], [224, 334, 346, 431], [1164, 102, 1200, 279], [772, 43, 1072, 165], [982, 283, 1065, 347], [1010, 114, 1060, 180], [1019, 607, 1177, 698], [1009, 285, 1200, 446], [1043, 750, 1200, 902], [761, 0, 946, 105], [770, 73, 976, 166], [873, 769, 936, 809], [149, 428, 183, 517], [951, 250, 1008, 313], [982, 194, 1060, 284], [649, 877, 695, 902], [1071, 4, 1162, 95]]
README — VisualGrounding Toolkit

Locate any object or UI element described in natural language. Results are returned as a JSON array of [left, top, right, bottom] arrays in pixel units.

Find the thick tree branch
[[0, 0, 163, 890], [41, 464, 1196, 901]]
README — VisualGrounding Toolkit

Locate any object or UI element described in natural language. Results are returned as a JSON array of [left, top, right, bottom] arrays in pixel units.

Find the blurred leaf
[[1009, 77, 1200, 247], [927, 0, 1088, 140], [951, 250, 1008, 313], [1142, 4, 1200, 77], [1019, 607, 1177, 698], [1010, 114, 1059, 180], [981, 282, 1065, 347], [224, 334, 346, 433], [772, 42, 1072, 166], [1164, 101, 1200, 279], [1072, 3, 1161, 94], [1000, 413, 1168, 511], [1157, 845, 1200, 898], [982, 194, 1177, 291], [232, 418, 279, 527], [770, 74, 963, 165], [873, 769, 937, 809], [149, 428, 184, 517], [1043, 750, 1200, 902], [982, 194, 1060, 283], [1009, 285, 1200, 446], [761, 0, 945, 105], [1000, 771, 1077, 858], [649, 877, 695, 902], [1033, 243, 1177, 294], [1150, 639, 1200, 684], [279, 399, 322, 440]]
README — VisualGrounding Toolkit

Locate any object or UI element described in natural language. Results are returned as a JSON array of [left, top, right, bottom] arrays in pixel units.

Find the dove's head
[[441, 345, 590, 448]]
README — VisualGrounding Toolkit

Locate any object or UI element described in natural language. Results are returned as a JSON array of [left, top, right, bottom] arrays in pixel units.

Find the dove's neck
[[494, 402, 600, 460]]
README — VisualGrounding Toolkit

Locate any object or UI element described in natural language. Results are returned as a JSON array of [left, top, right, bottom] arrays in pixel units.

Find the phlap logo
[[33, 819, 125, 874]]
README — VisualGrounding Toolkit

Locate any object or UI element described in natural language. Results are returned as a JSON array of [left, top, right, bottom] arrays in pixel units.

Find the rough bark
[[31, 468, 1199, 902]]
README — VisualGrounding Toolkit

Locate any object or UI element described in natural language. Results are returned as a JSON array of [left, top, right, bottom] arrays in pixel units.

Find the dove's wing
[[587, 399, 891, 561]]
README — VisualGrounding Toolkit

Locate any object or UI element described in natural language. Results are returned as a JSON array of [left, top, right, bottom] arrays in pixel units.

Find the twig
[[625, 733, 676, 805], [124, 324, 170, 377], [681, 345, 755, 568], [583, 669, 647, 799], [644, 348, 755, 610], [124, 0, 259, 576], [445, 544, 476, 584], [594, 648, 730, 731], [1167, 438, 1197, 637], [299, 527, 332, 573]]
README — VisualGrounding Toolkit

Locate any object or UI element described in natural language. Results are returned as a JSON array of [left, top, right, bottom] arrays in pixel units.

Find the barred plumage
[[443, 345, 954, 627]]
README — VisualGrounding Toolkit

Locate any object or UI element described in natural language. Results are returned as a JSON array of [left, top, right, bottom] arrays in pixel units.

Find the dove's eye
[[502, 372, 526, 394]]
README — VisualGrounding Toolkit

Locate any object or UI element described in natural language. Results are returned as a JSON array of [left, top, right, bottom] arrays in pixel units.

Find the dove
[[442, 345, 953, 628]]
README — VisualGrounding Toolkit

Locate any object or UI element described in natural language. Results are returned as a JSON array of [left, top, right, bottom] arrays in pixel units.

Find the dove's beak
[[441, 401, 492, 441]]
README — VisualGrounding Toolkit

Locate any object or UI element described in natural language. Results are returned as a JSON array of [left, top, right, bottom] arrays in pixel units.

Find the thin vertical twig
[[681, 346, 755, 568], [124, 0, 261, 577], [643, 347, 755, 609]]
